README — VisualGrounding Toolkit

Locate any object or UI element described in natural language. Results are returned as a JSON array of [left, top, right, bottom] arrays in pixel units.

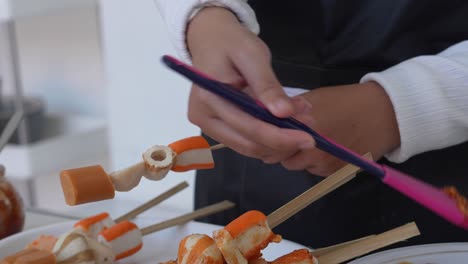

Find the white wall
[[0, 0, 106, 117], [0, 1, 109, 210], [99, 0, 199, 212], [0, 0, 10, 20]]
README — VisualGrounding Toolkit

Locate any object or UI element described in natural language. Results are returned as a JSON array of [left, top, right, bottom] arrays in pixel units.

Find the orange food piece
[[99, 221, 142, 260], [172, 163, 215, 173], [179, 234, 221, 264], [272, 249, 315, 264], [74, 212, 110, 230], [1, 248, 56, 264], [225, 210, 267, 238], [2, 248, 38, 264], [115, 243, 143, 260], [60, 165, 115, 205], [168, 136, 210, 154], [99, 221, 138, 241], [169, 136, 215, 172], [443, 186, 468, 216], [25, 235, 58, 252]]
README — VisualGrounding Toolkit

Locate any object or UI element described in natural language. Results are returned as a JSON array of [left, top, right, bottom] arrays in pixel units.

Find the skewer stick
[[141, 200, 235, 235], [317, 222, 420, 264], [310, 235, 375, 256], [115, 181, 189, 223], [210, 143, 225, 151], [267, 153, 373, 228]]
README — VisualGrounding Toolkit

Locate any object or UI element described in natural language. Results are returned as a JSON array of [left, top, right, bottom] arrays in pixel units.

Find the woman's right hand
[[186, 7, 316, 165]]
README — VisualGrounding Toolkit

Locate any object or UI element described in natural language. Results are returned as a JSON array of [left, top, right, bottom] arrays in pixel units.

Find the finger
[[291, 95, 316, 126], [193, 56, 247, 89], [229, 44, 294, 118], [207, 92, 316, 153], [197, 115, 276, 159]]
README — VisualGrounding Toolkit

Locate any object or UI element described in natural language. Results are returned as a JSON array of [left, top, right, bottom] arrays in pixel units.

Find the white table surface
[[24, 210, 71, 230]]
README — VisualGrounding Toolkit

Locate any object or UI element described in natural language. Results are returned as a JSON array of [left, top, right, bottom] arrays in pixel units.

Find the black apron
[[195, 0, 468, 249]]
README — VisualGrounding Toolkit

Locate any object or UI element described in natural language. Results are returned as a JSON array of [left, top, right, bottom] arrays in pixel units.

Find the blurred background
[[0, 0, 198, 218]]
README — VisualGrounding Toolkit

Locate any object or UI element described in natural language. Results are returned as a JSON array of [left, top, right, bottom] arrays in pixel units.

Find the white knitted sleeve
[[361, 41, 468, 163], [153, 0, 259, 62]]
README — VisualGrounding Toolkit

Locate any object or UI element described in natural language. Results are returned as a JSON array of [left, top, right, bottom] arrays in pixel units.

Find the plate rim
[[0, 220, 306, 262], [348, 242, 468, 263]]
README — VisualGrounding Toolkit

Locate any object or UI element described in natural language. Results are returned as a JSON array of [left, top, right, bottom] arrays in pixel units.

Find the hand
[[186, 7, 316, 162], [282, 81, 401, 176]]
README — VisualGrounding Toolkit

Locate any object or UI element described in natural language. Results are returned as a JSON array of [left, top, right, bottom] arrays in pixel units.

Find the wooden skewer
[[141, 200, 235, 235], [210, 143, 225, 151], [115, 181, 189, 223], [317, 222, 420, 264], [0, 110, 24, 152], [310, 235, 375, 256], [109, 143, 225, 192], [267, 153, 373, 228]]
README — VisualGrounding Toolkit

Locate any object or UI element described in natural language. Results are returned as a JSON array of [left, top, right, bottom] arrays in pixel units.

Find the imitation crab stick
[[176, 234, 224, 264], [52, 229, 114, 264], [98, 221, 142, 260], [168, 136, 214, 172], [270, 249, 319, 264], [1, 248, 56, 264], [213, 210, 281, 264], [60, 136, 216, 205], [25, 235, 58, 252], [74, 212, 116, 238]]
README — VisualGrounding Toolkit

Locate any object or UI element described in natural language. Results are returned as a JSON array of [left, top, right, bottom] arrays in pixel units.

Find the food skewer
[[244, 222, 419, 264], [26, 181, 189, 253], [52, 200, 235, 263], [267, 153, 372, 228], [169, 188, 419, 264], [73, 181, 189, 238], [180, 153, 373, 264], [147, 222, 420, 264], [60, 136, 217, 206], [317, 222, 420, 264]]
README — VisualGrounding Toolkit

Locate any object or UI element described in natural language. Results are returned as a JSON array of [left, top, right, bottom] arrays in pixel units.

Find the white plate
[[349, 243, 468, 264], [0, 220, 304, 263]]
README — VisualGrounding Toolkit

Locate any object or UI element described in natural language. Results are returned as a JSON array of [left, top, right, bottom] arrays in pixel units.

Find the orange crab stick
[[271, 249, 318, 264], [1, 248, 56, 264], [26, 235, 58, 252], [213, 210, 281, 263], [98, 221, 143, 260], [74, 212, 115, 238], [177, 234, 224, 264], [169, 136, 215, 172]]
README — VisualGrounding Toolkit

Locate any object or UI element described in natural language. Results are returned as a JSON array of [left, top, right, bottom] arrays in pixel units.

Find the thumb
[[230, 49, 294, 118]]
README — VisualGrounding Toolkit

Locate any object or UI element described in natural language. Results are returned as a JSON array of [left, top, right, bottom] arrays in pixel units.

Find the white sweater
[[154, 0, 468, 163]]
